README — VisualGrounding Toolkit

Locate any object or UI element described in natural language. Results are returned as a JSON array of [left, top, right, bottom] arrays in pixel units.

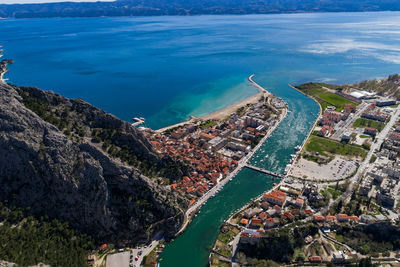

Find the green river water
[[160, 82, 320, 266]]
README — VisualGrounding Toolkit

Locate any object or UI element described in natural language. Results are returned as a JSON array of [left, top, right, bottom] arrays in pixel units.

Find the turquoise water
[[2, 11, 400, 267], [160, 86, 319, 266], [2, 12, 400, 129]]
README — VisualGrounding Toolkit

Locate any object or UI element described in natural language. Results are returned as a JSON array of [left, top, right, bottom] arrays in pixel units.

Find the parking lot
[[289, 156, 358, 181], [106, 250, 142, 267]]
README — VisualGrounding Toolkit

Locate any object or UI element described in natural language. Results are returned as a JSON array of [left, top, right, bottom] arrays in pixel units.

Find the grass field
[[353, 118, 386, 132], [305, 136, 368, 159], [296, 83, 358, 112]]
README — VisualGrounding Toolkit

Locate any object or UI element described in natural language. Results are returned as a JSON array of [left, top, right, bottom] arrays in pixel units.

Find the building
[[341, 132, 351, 143], [332, 251, 348, 263], [208, 136, 228, 151], [364, 127, 377, 136], [200, 132, 214, 141], [313, 215, 325, 222], [336, 214, 349, 222], [376, 99, 397, 107], [263, 190, 287, 206]]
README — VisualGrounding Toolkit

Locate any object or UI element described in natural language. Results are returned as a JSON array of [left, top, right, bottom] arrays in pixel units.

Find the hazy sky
[[1, 0, 114, 3]]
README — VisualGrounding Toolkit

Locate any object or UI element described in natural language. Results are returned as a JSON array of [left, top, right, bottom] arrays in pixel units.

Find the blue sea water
[[2, 12, 400, 129], [2, 11, 400, 267]]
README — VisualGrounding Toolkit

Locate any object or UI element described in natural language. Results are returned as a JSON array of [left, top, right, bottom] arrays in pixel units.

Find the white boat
[[294, 145, 301, 151]]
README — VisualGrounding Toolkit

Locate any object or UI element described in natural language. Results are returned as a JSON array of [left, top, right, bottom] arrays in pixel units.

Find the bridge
[[244, 164, 285, 179]]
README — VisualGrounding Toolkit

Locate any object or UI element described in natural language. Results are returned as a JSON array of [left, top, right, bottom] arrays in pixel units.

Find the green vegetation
[[370, 155, 377, 163], [0, 202, 94, 267], [17, 87, 188, 181], [327, 185, 343, 199], [353, 118, 386, 132], [296, 83, 357, 111], [305, 135, 368, 159], [360, 135, 370, 138], [199, 119, 218, 129], [336, 223, 400, 255], [237, 223, 318, 263]]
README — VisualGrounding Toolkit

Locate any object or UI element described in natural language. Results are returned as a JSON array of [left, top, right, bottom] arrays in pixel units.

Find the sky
[[1, 0, 114, 3]]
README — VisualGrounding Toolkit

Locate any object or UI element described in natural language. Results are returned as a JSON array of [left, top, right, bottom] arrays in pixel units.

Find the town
[[141, 89, 287, 204], [100, 77, 288, 267], [210, 79, 400, 266]]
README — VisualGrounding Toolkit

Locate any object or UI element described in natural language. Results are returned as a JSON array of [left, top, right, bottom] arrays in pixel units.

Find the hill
[[1, 0, 400, 18], [0, 59, 188, 249]]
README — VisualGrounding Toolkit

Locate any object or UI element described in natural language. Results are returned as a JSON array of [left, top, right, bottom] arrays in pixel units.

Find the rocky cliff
[[0, 65, 188, 246]]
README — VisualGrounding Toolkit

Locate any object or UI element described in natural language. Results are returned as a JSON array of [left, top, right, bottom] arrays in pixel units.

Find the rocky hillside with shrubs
[[0, 63, 189, 247], [350, 74, 400, 99]]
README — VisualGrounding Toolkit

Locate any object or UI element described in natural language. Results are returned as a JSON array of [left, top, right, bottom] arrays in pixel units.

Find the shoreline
[[127, 76, 286, 264], [176, 92, 287, 236], [155, 74, 266, 133]]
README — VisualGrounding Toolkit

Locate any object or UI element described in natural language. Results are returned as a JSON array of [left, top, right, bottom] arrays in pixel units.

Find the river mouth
[[160, 84, 320, 267], [2, 11, 400, 267]]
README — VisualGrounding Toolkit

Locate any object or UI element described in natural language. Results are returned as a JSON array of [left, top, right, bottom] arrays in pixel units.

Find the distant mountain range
[[1, 0, 400, 18]]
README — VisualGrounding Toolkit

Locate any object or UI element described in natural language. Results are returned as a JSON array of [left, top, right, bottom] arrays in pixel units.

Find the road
[[321, 105, 400, 214], [177, 107, 288, 235], [331, 102, 369, 140]]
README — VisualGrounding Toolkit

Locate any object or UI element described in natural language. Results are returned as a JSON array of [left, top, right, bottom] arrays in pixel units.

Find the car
[[135, 256, 139, 261], [138, 251, 143, 255]]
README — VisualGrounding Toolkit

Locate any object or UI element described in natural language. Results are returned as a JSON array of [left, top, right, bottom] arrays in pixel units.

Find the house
[[240, 218, 249, 226], [304, 209, 313, 216], [364, 127, 377, 136], [259, 212, 268, 221], [318, 127, 328, 137], [243, 207, 263, 219], [261, 201, 270, 210], [250, 218, 262, 229], [348, 216, 360, 223], [284, 211, 295, 221], [263, 190, 287, 206], [200, 132, 214, 141], [332, 251, 348, 264], [336, 214, 349, 222], [313, 215, 325, 222], [265, 218, 275, 228], [273, 205, 282, 213], [100, 243, 108, 251], [309, 256, 322, 263], [295, 198, 304, 208], [326, 215, 337, 223], [305, 235, 313, 244]]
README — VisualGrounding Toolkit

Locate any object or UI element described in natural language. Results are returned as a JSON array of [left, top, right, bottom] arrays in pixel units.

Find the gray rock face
[[0, 81, 185, 246]]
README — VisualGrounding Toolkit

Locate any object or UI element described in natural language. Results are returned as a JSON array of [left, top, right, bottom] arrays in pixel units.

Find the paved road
[[177, 107, 288, 235], [331, 103, 369, 140], [321, 105, 400, 215]]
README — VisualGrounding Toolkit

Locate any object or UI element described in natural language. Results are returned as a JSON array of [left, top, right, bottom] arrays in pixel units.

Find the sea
[[1, 11, 400, 267]]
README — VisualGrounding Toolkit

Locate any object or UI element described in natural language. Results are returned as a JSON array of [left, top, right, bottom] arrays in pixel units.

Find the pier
[[244, 164, 285, 178], [132, 117, 145, 127]]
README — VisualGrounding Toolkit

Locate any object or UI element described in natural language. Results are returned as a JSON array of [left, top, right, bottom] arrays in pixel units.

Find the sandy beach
[[156, 75, 267, 132]]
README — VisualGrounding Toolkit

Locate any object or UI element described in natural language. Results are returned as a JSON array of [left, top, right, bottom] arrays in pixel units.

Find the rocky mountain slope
[[350, 74, 400, 100], [0, 60, 188, 246]]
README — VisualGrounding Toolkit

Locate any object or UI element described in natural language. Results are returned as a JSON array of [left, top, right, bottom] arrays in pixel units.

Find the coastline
[[128, 76, 286, 265], [156, 74, 267, 133], [176, 89, 287, 236]]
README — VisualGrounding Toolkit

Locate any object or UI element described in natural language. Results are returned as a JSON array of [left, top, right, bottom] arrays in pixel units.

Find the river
[[2, 11, 400, 267]]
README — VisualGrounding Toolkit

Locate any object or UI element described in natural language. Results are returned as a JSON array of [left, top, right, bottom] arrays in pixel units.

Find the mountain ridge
[[1, 0, 400, 18], [0, 59, 188, 247]]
